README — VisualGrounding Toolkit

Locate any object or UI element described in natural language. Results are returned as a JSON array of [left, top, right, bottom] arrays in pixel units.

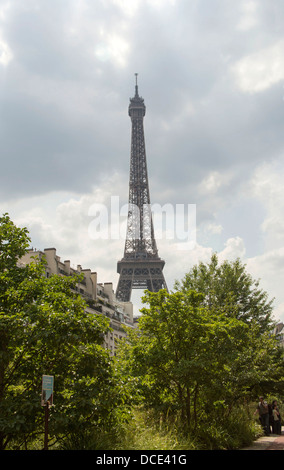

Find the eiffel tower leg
[[150, 274, 167, 293], [116, 275, 132, 302]]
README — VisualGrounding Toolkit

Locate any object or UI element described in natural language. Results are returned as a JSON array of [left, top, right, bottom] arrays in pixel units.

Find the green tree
[[118, 287, 284, 434], [0, 214, 129, 450], [175, 254, 274, 332]]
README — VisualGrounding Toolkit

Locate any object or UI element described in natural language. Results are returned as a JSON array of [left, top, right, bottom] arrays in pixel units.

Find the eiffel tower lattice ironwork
[[116, 75, 167, 302]]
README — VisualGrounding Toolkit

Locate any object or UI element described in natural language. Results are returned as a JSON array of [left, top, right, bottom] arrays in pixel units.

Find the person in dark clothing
[[271, 401, 282, 435], [255, 397, 270, 435], [268, 402, 273, 433]]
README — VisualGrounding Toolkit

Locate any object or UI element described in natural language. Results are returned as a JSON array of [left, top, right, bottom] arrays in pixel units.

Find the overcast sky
[[1, 0, 284, 321]]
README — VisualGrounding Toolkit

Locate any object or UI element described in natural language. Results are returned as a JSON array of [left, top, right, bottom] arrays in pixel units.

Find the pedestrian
[[255, 396, 270, 435], [271, 401, 282, 435], [268, 402, 273, 433]]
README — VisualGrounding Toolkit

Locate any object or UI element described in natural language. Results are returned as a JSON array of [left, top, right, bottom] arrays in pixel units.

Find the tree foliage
[[118, 261, 284, 434], [175, 254, 274, 332], [0, 214, 129, 450]]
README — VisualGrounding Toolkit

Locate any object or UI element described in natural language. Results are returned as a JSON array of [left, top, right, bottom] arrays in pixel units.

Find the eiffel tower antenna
[[116, 76, 167, 302], [135, 73, 139, 96]]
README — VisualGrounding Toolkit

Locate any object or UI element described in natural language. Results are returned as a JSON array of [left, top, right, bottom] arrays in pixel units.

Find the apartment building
[[20, 247, 134, 355], [273, 322, 284, 349]]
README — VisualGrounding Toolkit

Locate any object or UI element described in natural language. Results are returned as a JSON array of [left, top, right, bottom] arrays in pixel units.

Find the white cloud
[[199, 170, 232, 194], [112, 0, 176, 16], [232, 40, 284, 93], [246, 248, 284, 323], [147, 0, 176, 10], [0, 36, 12, 66], [9, 171, 126, 263], [95, 33, 130, 67], [250, 161, 284, 248], [0, 1, 11, 22], [241, 161, 284, 322], [219, 236, 246, 262], [237, 0, 259, 31], [274, 302, 284, 324], [205, 222, 223, 235], [112, 0, 141, 17]]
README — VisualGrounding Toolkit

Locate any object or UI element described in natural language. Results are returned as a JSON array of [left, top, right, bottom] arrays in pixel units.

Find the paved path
[[242, 431, 284, 450]]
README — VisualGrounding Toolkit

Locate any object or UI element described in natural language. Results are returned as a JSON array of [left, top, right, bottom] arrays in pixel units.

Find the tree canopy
[[0, 213, 129, 450], [175, 254, 274, 332], [118, 258, 284, 433]]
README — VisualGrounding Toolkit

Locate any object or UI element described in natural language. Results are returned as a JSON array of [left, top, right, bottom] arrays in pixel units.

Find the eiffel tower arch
[[116, 75, 167, 302]]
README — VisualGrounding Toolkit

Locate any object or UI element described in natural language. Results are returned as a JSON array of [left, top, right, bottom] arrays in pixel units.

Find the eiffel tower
[[116, 75, 167, 302]]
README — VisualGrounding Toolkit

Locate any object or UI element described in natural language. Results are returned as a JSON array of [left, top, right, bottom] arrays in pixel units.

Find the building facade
[[20, 247, 134, 355], [273, 322, 284, 349]]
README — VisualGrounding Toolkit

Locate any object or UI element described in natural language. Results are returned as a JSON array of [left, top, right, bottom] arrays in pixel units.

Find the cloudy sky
[[1, 0, 284, 321]]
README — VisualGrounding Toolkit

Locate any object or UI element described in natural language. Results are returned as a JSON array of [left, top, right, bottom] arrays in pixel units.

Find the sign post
[[41, 375, 54, 450], [44, 401, 49, 451]]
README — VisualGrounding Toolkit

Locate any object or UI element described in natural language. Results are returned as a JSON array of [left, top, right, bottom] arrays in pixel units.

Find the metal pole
[[44, 401, 49, 450]]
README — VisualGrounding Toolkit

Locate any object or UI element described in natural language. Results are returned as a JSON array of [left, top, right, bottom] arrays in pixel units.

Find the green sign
[[41, 375, 54, 406]]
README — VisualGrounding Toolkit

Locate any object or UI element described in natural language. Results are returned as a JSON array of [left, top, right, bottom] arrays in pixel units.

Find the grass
[[115, 406, 262, 451], [116, 409, 197, 450]]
